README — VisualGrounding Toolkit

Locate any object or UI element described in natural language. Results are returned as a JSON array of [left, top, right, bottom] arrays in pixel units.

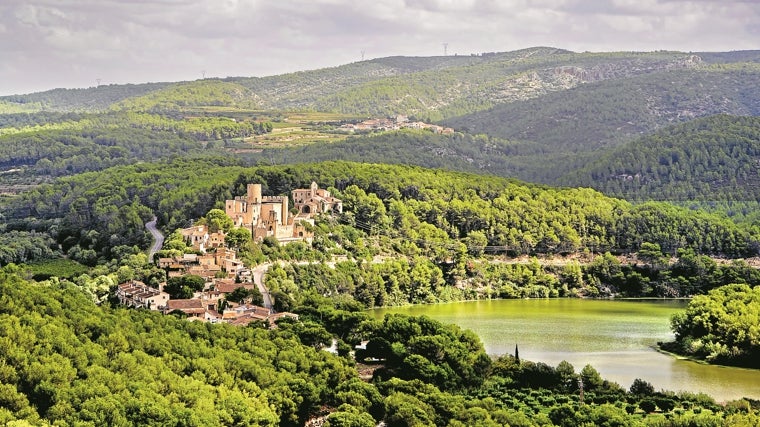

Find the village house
[[337, 115, 453, 134], [158, 248, 243, 281], [115, 281, 169, 311], [163, 299, 220, 321], [214, 279, 255, 295], [180, 225, 226, 253], [222, 303, 300, 327], [115, 277, 299, 328]]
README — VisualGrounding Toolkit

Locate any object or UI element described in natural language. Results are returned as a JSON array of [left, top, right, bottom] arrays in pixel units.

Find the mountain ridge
[[0, 47, 721, 116]]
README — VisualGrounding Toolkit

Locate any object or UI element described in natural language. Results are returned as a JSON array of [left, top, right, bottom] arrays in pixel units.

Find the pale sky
[[1, 0, 758, 96]]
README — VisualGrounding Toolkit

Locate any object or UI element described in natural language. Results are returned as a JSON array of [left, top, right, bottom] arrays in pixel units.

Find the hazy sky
[[1, 0, 758, 95]]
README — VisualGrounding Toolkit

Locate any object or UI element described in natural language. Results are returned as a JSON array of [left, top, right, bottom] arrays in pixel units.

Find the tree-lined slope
[[0, 82, 171, 112], [562, 115, 760, 202], [5, 160, 759, 270], [0, 268, 354, 426], [3, 268, 757, 426], [444, 66, 760, 179], [113, 80, 259, 112], [255, 130, 536, 178]]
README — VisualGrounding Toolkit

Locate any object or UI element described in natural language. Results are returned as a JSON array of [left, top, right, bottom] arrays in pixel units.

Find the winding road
[[252, 263, 273, 310], [145, 217, 164, 260]]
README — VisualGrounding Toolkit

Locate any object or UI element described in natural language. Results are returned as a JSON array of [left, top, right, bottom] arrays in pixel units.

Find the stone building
[[291, 182, 343, 216], [115, 281, 169, 311], [180, 224, 226, 253], [225, 182, 341, 243]]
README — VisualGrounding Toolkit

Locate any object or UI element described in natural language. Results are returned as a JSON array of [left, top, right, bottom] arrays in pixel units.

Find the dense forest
[[561, 115, 760, 202], [1, 266, 758, 426], [0, 111, 274, 188], [249, 130, 535, 178]]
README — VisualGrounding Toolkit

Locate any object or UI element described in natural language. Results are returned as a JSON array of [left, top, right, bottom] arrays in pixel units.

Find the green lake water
[[372, 299, 760, 402]]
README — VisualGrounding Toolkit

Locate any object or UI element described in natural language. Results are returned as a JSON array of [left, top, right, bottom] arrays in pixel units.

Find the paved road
[[145, 217, 164, 260], [252, 263, 273, 310]]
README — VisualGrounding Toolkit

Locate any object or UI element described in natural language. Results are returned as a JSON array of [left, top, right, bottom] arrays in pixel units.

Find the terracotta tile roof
[[167, 299, 205, 310], [216, 282, 254, 293], [229, 315, 266, 326]]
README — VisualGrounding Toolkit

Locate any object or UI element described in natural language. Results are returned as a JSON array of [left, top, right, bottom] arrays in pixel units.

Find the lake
[[372, 299, 760, 402]]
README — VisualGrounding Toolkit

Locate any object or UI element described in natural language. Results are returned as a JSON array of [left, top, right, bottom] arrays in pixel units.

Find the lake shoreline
[[655, 342, 760, 372], [372, 299, 760, 401]]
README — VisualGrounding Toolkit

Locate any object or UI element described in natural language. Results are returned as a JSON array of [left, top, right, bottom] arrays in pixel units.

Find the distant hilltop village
[[338, 115, 454, 134], [225, 182, 342, 244]]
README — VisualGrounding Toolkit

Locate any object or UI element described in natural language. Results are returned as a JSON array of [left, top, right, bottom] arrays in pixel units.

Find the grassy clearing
[[243, 125, 348, 148], [0, 101, 43, 114], [24, 259, 90, 280]]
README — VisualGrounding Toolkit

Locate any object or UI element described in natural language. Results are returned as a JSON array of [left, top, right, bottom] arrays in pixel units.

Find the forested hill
[[113, 80, 258, 112], [255, 130, 535, 178], [696, 50, 760, 64], [5, 159, 760, 271], [0, 82, 171, 112], [238, 49, 706, 120], [560, 115, 760, 202], [0, 48, 709, 117], [443, 66, 760, 172], [2, 48, 760, 204]]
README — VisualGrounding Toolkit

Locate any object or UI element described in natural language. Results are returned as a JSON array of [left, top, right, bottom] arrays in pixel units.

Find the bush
[[639, 398, 657, 413]]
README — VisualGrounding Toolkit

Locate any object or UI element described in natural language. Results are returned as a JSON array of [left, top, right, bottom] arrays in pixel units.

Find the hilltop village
[[338, 115, 454, 134], [115, 182, 342, 326]]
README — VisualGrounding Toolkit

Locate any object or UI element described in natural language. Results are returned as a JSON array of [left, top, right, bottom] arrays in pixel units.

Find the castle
[[225, 182, 342, 243]]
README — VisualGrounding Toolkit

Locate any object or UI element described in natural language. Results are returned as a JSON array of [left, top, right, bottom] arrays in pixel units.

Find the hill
[[560, 114, 760, 202], [5, 160, 758, 267], [250, 130, 533, 178], [0, 47, 709, 120], [443, 65, 760, 181], [0, 82, 171, 112], [697, 50, 760, 64], [113, 80, 259, 112], [230, 48, 707, 121]]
